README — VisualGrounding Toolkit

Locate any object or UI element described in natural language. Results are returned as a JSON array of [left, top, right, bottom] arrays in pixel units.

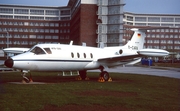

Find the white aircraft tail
[[123, 28, 146, 50]]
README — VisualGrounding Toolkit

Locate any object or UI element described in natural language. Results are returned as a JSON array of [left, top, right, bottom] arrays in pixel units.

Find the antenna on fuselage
[[82, 42, 86, 46], [69, 41, 73, 45], [99, 42, 104, 48]]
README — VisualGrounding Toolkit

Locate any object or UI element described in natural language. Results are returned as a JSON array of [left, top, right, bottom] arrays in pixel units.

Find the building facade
[[68, 0, 124, 47], [0, 1, 179, 54], [96, 0, 124, 47], [0, 4, 71, 49], [68, 0, 98, 46], [123, 12, 180, 53], [0, 0, 125, 50]]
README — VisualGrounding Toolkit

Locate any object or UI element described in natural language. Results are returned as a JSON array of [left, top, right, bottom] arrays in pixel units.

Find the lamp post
[[6, 32, 9, 48], [6, 32, 9, 59]]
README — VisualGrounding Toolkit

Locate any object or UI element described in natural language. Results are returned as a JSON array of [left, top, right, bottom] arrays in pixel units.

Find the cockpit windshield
[[44, 48, 52, 54], [30, 46, 52, 55], [30, 46, 46, 55]]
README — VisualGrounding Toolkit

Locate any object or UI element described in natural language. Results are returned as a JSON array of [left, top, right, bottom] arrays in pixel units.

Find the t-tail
[[123, 28, 146, 50], [124, 28, 169, 57]]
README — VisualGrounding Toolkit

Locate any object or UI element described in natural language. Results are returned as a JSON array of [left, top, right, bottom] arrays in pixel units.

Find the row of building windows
[[61, 10, 71, 15], [146, 34, 180, 38], [0, 8, 13, 14], [148, 29, 180, 32], [1, 15, 71, 21], [0, 21, 70, 27], [0, 8, 70, 16], [0, 21, 59, 27], [0, 34, 59, 39], [0, 28, 60, 33], [124, 30, 180, 36], [0, 15, 61, 20], [0, 15, 13, 19], [134, 17, 180, 22], [133, 23, 180, 27], [108, 0, 122, 5], [124, 35, 180, 40], [125, 22, 180, 27], [0, 41, 28, 45], [146, 40, 180, 44], [0, 41, 60, 45], [146, 45, 180, 49], [59, 35, 70, 39]]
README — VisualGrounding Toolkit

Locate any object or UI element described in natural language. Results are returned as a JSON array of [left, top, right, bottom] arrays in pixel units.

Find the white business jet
[[4, 28, 169, 82]]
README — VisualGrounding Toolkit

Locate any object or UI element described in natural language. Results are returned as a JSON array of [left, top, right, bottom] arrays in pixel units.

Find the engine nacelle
[[116, 49, 123, 55]]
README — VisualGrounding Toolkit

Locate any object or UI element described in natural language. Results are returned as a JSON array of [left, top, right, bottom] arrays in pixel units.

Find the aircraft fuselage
[[5, 44, 131, 71]]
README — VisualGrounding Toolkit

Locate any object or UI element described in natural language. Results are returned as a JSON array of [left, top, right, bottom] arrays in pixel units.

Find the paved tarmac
[[89, 66, 180, 79]]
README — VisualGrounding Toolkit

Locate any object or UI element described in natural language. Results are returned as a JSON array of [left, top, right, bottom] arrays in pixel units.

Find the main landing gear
[[99, 66, 110, 81], [99, 71, 110, 81], [78, 66, 110, 81], [79, 70, 87, 80]]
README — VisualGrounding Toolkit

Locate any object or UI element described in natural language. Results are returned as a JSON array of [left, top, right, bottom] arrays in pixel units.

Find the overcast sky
[[0, 0, 180, 14]]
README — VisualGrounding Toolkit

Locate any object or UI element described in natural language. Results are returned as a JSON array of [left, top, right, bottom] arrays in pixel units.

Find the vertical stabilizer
[[124, 28, 146, 50]]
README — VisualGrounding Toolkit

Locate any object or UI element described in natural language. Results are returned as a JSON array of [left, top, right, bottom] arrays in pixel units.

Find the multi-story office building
[[68, 0, 98, 46], [124, 12, 180, 27], [0, 0, 179, 54], [96, 0, 124, 47], [123, 12, 180, 52], [0, 4, 71, 49], [0, 0, 125, 50], [68, 0, 124, 47]]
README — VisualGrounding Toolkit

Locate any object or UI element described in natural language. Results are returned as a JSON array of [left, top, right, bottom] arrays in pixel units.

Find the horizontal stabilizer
[[137, 49, 169, 57], [3, 48, 29, 54]]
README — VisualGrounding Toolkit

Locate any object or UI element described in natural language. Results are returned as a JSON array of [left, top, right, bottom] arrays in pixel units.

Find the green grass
[[0, 72, 180, 111]]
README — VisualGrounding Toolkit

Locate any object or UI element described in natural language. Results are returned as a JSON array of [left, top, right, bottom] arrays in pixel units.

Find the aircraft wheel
[[22, 77, 29, 83], [100, 71, 109, 81], [79, 70, 87, 80], [21, 72, 29, 83]]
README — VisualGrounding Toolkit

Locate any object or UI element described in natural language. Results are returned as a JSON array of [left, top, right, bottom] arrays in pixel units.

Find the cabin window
[[44, 48, 52, 54], [90, 53, 93, 58], [77, 53, 80, 58], [30, 46, 45, 55], [84, 53, 86, 58], [71, 52, 74, 58]]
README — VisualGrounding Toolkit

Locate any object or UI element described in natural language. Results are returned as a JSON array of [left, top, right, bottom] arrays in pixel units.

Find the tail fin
[[124, 28, 146, 50]]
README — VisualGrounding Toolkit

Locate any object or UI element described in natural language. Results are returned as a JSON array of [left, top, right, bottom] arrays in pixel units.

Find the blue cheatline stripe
[[14, 59, 92, 62]]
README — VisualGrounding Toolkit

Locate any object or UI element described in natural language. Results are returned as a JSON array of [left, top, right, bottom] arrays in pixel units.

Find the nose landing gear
[[21, 70, 33, 83]]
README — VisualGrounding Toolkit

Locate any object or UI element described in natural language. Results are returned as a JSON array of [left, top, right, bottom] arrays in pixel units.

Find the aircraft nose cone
[[4, 59, 14, 68]]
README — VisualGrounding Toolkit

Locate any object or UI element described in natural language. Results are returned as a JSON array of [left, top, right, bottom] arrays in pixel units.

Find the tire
[[23, 77, 29, 83], [100, 71, 109, 81], [79, 70, 87, 80]]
